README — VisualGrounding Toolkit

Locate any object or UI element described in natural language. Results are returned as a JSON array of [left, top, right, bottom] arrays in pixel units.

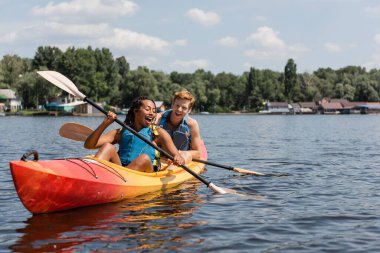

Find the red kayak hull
[[10, 146, 207, 214]]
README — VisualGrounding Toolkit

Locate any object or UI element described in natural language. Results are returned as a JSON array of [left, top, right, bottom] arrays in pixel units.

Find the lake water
[[1, 114, 380, 252]]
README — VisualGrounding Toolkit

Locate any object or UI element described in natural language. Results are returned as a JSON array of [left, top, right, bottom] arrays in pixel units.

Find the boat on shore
[[10, 145, 207, 214]]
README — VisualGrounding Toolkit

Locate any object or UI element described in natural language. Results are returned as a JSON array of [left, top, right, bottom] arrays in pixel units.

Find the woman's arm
[[84, 112, 118, 149], [154, 112, 163, 125]]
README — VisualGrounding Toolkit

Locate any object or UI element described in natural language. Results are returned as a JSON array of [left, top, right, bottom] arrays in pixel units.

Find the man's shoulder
[[187, 116, 199, 128]]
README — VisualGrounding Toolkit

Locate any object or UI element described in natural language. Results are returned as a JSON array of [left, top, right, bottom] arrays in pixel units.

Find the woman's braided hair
[[124, 96, 156, 128]]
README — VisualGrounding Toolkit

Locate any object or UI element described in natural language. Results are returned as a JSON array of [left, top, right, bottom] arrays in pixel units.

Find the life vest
[[159, 110, 191, 151], [118, 125, 160, 169]]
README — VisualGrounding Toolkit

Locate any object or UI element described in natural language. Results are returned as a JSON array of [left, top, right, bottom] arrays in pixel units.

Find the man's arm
[[188, 117, 201, 159]]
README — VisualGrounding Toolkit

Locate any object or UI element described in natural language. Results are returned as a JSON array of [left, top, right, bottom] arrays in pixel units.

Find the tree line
[[1, 46, 380, 112]]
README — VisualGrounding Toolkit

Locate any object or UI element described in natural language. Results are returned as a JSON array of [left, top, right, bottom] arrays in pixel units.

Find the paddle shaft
[[84, 97, 212, 186], [193, 158, 234, 170]]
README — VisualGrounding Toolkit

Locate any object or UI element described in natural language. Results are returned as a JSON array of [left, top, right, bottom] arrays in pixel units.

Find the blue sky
[[1, 0, 380, 74]]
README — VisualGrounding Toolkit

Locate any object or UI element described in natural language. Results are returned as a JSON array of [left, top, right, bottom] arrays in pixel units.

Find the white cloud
[[170, 59, 210, 71], [366, 35, 380, 69], [217, 36, 238, 47], [45, 22, 110, 38], [247, 26, 286, 48], [288, 43, 309, 53], [244, 26, 308, 61], [364, 49, 380, 69], [242, 62, 253, 69], [348, 43, 358, 48], [173, 39, 188, 46], [256, 16, 267, 22], [99, 28, 169, 52], [364, 5, 380, 16], [0, 20, 169, 54], [32, 0, 138, 18], [0, 31, 17, 43], [244, 49, 288, 60], [375, 34, 380, 46], [130, 56, 158, 68], [324, 42, 342, 53], [185, 8, 220, 26], [244, 45, 308, 61]]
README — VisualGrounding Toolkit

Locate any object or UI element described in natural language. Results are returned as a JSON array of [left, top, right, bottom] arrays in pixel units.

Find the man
[[156, 90, 202, 162]]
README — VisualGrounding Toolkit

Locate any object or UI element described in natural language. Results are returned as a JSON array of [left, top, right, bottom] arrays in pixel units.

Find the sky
[[1, 0, 380, 75]]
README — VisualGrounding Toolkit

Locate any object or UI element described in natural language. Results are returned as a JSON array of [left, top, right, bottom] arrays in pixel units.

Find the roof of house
[[268, 102, 288, 107], [321, 102, 343, 110], [299, 102, 317, 108], [341, 101, 366, 108], [0, 89, 17, 99], [357, 102, 380, 109], [330, 98, 349, 104]]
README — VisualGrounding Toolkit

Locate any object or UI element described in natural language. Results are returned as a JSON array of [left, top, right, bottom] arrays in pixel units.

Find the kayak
[[10, 145, 208, 214]]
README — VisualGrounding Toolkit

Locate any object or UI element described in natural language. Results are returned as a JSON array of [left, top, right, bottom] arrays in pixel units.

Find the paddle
[[192, 158, 266, 176], [59, 122, 93, 142], [37, 70, 231, 194], [59, 122, 267, 176]]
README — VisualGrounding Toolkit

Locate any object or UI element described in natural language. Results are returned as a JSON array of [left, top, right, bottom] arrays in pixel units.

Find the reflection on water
[[10, 182, 205, 252]]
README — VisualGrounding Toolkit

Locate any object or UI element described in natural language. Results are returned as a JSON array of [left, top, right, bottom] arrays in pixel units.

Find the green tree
[[169, 71, 193, 86], [211, 72, 241, 111], [57, 47, 99, 99], [245, 67, 263, 111], [343, 84, 355, 101], [284, 59, 298, 101], [123, 66, 159, 107], [112, 56, 130, 107], [32, 46, 63, 70], [0, 54, 30, 89], [153, 70, 181, 106]]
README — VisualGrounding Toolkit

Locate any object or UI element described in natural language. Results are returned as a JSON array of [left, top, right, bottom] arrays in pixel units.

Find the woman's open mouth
[[145, 116, 153, 125]]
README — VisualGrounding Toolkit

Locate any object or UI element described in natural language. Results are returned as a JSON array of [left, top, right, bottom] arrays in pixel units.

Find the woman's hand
[[104, 111, 117, 125], [172, 153, 185, 166]]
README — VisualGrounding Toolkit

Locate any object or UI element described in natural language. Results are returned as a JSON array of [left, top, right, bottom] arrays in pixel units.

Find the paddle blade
[[233, 168, 266, 176], [208, 183, 240, 195], [37, 71, 74, 96], [37, 71, 86, 99], [59, 122, 93, 142], [49, 71, 86, 99]]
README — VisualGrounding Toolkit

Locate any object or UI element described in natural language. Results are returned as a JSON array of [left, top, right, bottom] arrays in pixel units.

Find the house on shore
[[72, 101, 103, 116], [340, 101, 366, 114], [260, 101, 290, 114], [0, 89, 22, 112], [261, 101, 322, 115], [290, 103, 301, 114], [298, 102, 319, 114], [352, 102, 380, 114], [319, 102, 343, 114], [45, 96, 104, 116]]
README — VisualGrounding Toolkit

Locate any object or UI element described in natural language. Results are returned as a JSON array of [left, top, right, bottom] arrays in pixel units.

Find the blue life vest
[[118, 126, 159, 167], [160, 110, 191, 151]]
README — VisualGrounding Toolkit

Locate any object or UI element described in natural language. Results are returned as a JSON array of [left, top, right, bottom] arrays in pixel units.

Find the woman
[[84, 96, 185, 172]]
